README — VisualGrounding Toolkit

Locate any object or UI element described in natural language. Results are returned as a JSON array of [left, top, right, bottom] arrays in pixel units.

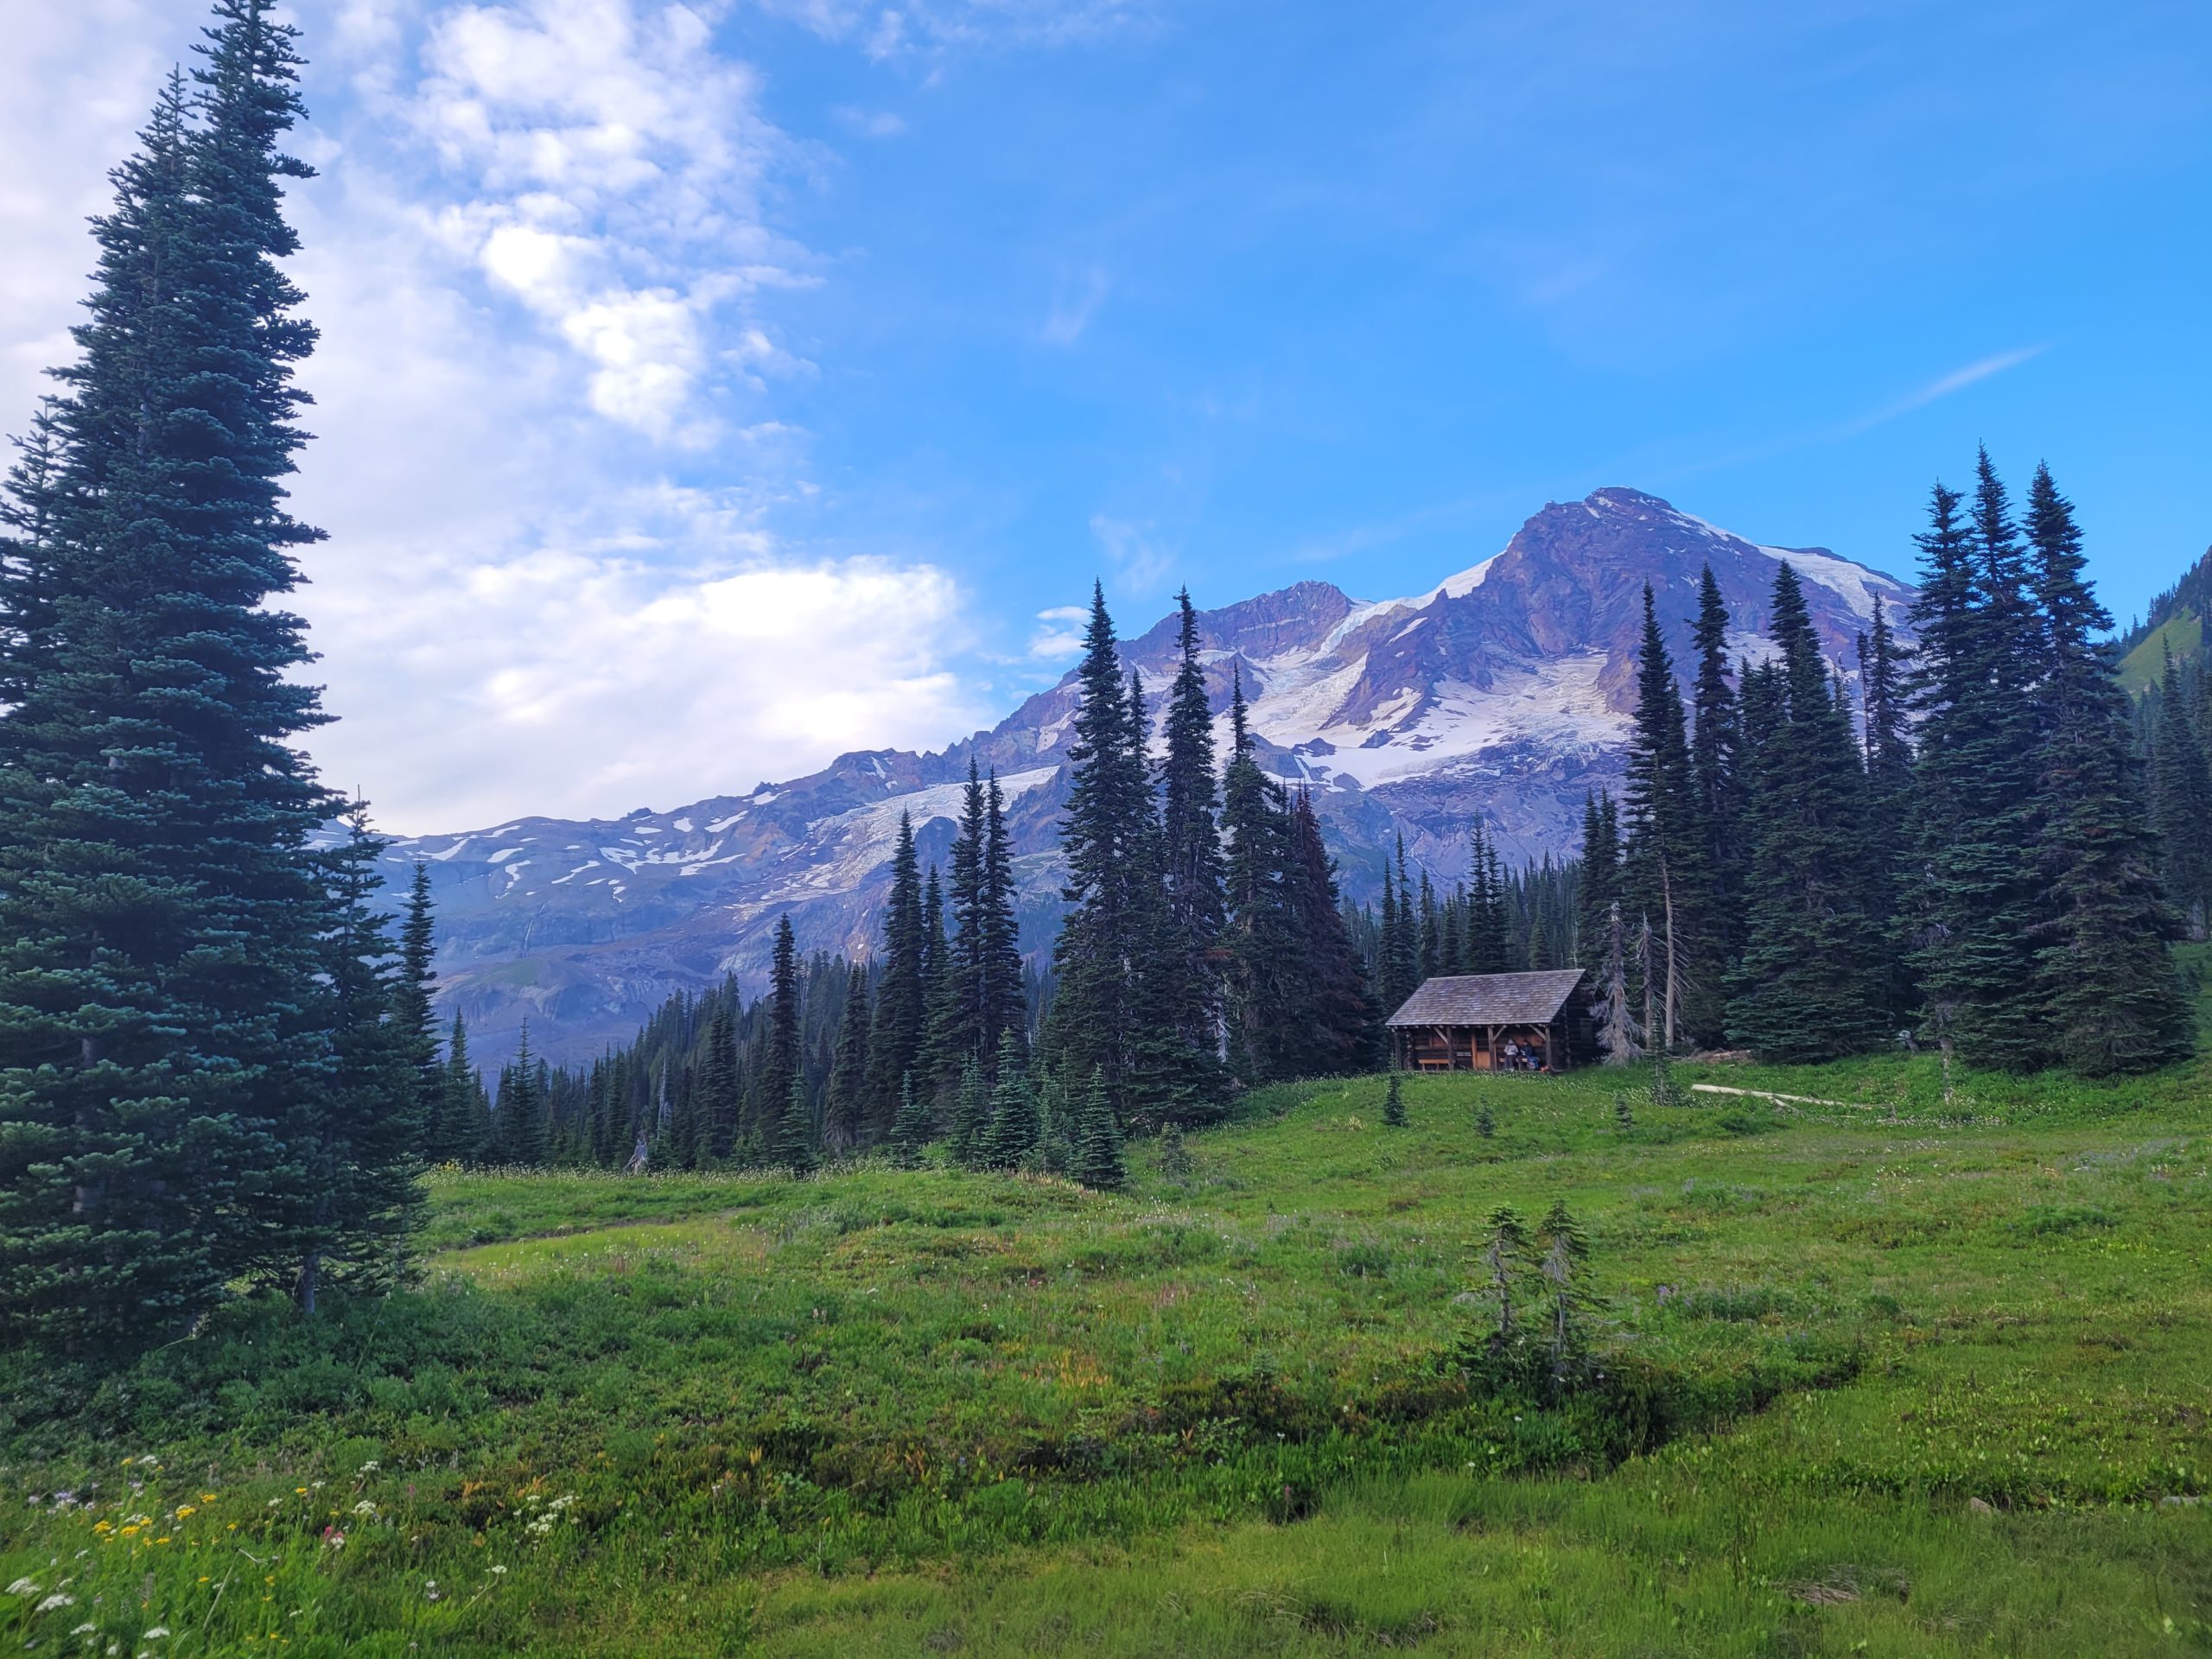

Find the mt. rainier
[[393, 486, 1912, 1060]]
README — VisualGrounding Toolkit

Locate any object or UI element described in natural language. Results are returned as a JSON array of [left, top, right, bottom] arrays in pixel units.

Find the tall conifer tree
[[1158, 589, 1228, 1058], [1908, 464, 2049, 1069], [2023, 466, 2194, 1071], [1046, 585, 1150, 1103], [1728, 565, 1887, 1060], [0, 7, 373, 1347], [864, 811, 927, 1136]]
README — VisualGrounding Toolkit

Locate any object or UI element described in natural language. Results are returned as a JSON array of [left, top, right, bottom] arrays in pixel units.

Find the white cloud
[[1041, 263, 1109, 346], [1027, 603, 1089, 659], [0, 0, 982, 832], [1087, 512, 1173, 594], [408, 0, 810, 441], [1842, 345, 2049, 436], [748, 0, 1153, 54]]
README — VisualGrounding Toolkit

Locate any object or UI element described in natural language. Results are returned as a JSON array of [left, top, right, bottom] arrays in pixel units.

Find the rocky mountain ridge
[[394, 486, 1914, 1061]]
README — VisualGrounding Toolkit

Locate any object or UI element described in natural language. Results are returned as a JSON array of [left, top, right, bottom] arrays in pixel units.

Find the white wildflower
[[37, 1592, 75, 1612], [71, 1622, 97, 1635], [7, 1578, 40, 1595], [143, 1630, 170, 1640], [357, 1461, 379, 1475]]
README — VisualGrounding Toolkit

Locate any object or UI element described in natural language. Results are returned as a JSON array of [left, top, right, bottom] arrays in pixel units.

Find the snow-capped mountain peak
[[397, 486, 1911, 1061]]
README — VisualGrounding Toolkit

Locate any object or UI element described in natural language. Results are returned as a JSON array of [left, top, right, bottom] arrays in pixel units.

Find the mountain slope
[[391, 486, 1913, 1060]]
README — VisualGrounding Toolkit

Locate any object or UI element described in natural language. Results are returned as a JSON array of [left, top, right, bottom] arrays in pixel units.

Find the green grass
[[2119, 607, 2203, 694], [3, 1053, 2210, 1655]]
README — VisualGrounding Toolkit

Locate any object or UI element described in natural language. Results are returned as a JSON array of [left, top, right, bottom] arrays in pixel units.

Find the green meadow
[[3, 1054, 2209, 1656]]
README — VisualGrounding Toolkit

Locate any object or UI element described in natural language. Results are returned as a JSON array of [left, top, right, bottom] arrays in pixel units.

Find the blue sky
[[5, 0, 2210, 828]]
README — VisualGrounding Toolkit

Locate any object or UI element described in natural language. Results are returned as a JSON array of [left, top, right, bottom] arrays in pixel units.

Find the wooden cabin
[[1384, 969, 1595, 1072]]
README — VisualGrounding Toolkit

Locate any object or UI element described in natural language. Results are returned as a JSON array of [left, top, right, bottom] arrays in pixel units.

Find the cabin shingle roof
[[1384, 969, 1589, 1029]]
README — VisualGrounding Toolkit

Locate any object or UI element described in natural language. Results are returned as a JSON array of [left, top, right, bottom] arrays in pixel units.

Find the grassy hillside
[[3, 1055, 2209, 1656], [2119, 607, 2204, 694]]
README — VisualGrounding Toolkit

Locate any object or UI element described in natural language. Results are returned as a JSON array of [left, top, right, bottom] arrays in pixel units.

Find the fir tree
[[1278, 789, 1379, 1075], [928, 760, 992, 1080], [760, 916, 802, 1130], [824, 967, 871, 1153], [1595, 901, 1642, 1065], [1688, 567, 1745, 992], [697, 996, 741, 1162], [392, 862, 442, 1157], [1122, 669, 1225, 1126], [1382, 1071, 1407, 1127], [775, 1071, 817, 1177], [1573, 791, 1622, 969], [2024, 465, 2195, 1072], [1382, 835, 1421, 1011], [1219, 669, 1293, 1081], [950, 1055, 989, 1169], [1158, 589, 1228, 1058], [889, 1074, 931, 1168], [864, 811, 927, 1137], [1729, 564, 1887, 1060], [1071, 1066, 1127, 1190], [979, 771, 1027, 1065], [1621, 585, 1715, 1047], [432, 1014, 490, 1166], [0, 11, 359, 1347], [1046, 584, 1150, 1106], [498, 1027, 550, 1166], [1858, 595, 1916, 1022], [2150, 647, 2212, 937], [271, 807, 423, 1312], [982, 1032, 1041, 1169]]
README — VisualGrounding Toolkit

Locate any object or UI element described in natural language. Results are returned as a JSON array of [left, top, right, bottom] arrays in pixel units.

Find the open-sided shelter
[[1384, 969, 1594, 1071]]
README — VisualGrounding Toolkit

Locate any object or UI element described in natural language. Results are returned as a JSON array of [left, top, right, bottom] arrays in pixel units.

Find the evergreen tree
[[1382, 1071, 1407, 1127], [1573, 791, 1621, 969], [498, 1027, 550, 1166], [270, 807, 423, 1312], [698, 996, 741, 1162], [0, 10, 359, 1348], [1278, 789, 1380, 1075], [1046, 584, 1150, 1105], [393, 861, 442, 1157], [864, 812, 927, 1137], [950, 1055, 989, 1169], [1382, 835, 1421, 1010], [889, 1074, 931, 1168], [1688, 567, 1745, 988], [979, 771, 1028, 1065], [432, 1014, 490, 1166], [1729, 564, 1887, 1060], [2024, 465, 2195, 1072], [1158, 589, 1228, 1058], [1071, 1066, 1126, 1191], [1621, 585, 1716, 1047], [775, 1071, 817, 1177], [824, 967, 871, 1153], [1858, 595, 1916, 1022], [1907, 467, 2050, 1070], [760, 915, 802, 1128], [1219, 668, 1293, 1080], [1595, 902, 1642, 1065], [982, 1032, 1041, 1169], [2150, 647, 2212, 936], [928, 760, 992, 1080]]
